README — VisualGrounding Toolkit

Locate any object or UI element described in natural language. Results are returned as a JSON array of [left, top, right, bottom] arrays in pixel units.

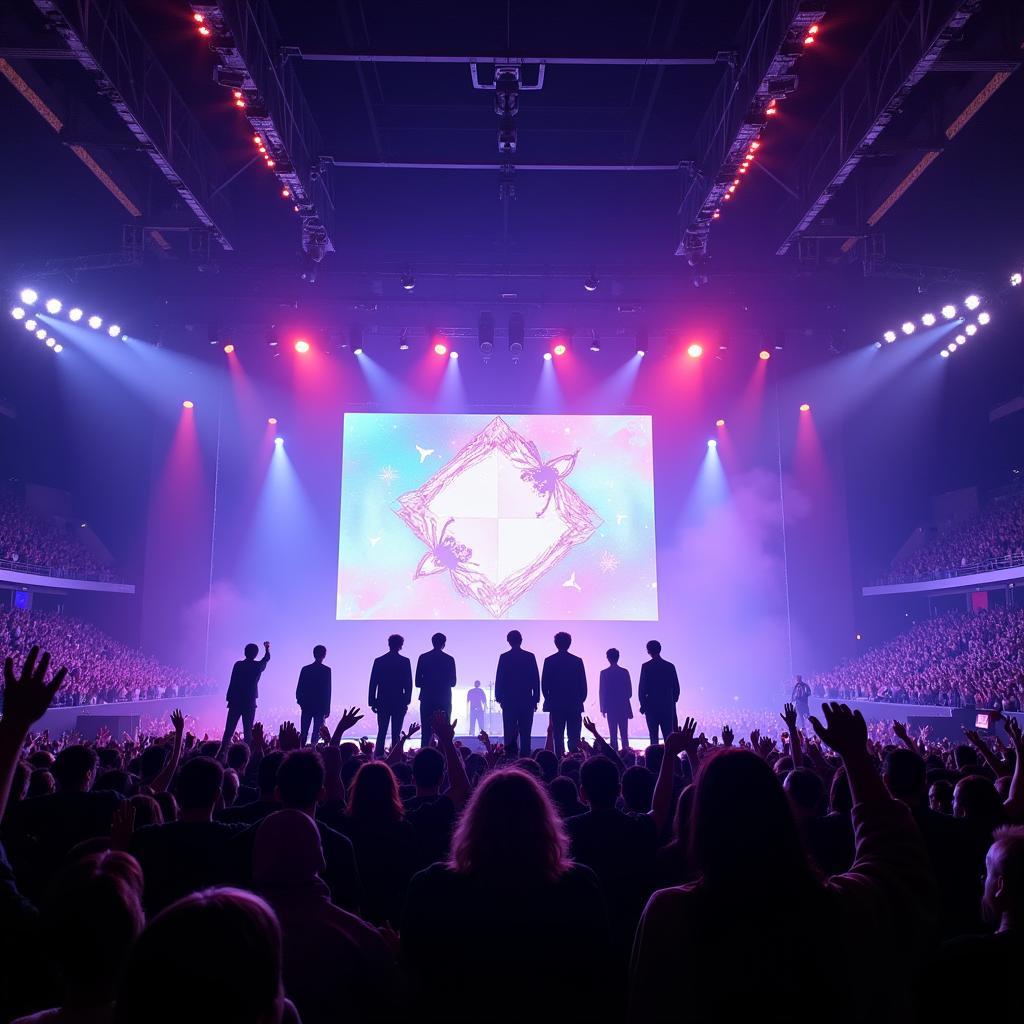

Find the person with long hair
[[403, 768, 611, 1020], [628, 704, 933, 1022]]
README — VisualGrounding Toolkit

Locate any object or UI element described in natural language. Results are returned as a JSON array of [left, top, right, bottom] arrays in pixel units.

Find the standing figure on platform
[[416, 633, 457, 747], [792, 674, 812, 729], [638, 640, 679, 747], [495, 630, 541, 758], [369, 634, 413, 757], [219, 641, 270, 752], [467, 680, 487, 739], [296, 644, 331, 746], [542, 632, 587, 757], [599, 648, 633, 751]]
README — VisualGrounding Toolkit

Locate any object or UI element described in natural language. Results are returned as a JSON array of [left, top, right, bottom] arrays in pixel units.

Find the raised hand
[[170, 708, 185, 734], [358, 738, 374, 759], [263, 641, 271, 652], [1, 647, 67, 733], [1004, 716, 1023, 753], [431, 711, 456, 745], [721, 724, 734, 748], [339, 707, 364, 733], [478, 730, 492, 752], [892, 720, 910, 743], [319, 724, 332, 744], [808, 702, 868, 759], [781, 703, 798, 733], [278, 721, 300, 752], [96, 725, 112, 747], [406, 722, 421, 739], [583, 716, 599, 737]]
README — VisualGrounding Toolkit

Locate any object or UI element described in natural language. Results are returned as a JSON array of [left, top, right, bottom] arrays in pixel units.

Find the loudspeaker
[[75, 714, 140, 741]]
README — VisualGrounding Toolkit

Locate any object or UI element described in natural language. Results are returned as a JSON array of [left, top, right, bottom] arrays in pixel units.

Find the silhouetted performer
[[542, 632, 587, 757], [219, 641, 270, 752], [495, 630, 541, 757], [638, 640, 679, 746], [368, 634, 413, 757], [467, 680, 487, 738], [600, 648, 633, 751], [296, 644, 331, 746], [416, 633, 457, 748], [792, 674, 812, 728]]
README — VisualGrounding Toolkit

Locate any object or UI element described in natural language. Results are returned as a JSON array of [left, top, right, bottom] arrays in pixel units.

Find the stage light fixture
[[920, 312, 936, 326], [977, 311, 990, 325], [941, 305, 956, 319], [901, 321, 915, 335], [280, 187, 290, 198], [19, 288, 37, 305], [53, 344, 63, 353], [68, 307, 83, 322], [24, 319, 36, 331], [45, 337, 56, 348], [707, 439, 717, 449], [543, 352, 553, 361], [44, 298, 62, 314], [715, 418, 725, 427], [759, 350, 771, 361], [182, 400, 194, 409], [964, 294, 980, 310], [107, 324, 121, 337], [198, 24, 210, 36], [508, 313, 524, 362], [274, 436, 284, 447], [553, 342, 567, 357], [353, 346, 364, 356], [940, 349, 950, 358], [808, 23, 820, 34], [223, 343, 235, 354], [267, 417, 278, 426], [449, 350, 459, 360], [1011, 272, 1022, 287], [874, 342, 883, 349], [955, 334, 966, 345], [947, 343, 958, 353], [478, 313, 494, 359], [87, 315, 102, 330], [399, 331, 410, 352], [965, 324, 977, 336], [583, 274, 599, 293], [35, 328, 47, 340], [799, 403, 810, 412], [400, 272, 416, 292], [883, 330, 897, 343], [294, 339, 310, 354], [120, 335, 128, 343], [589, 331, 600, 352], [10, 307, 25, 320], [687, 342, 703, 359], [433, 341, 448, 356]]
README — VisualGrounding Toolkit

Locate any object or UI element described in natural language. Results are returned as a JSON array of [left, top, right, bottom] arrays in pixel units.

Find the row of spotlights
[[880, 294, 985, 345], [15, 289, 125, 339]]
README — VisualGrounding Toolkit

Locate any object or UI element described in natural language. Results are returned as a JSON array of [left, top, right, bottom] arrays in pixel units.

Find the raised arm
[[150, 709, 185, 793], [582, 716, 624, 771], [432, 711, 470, 810], [330, 707, 365, 746], [962, 726, 1008, 778], [781, 703, 802, 767], [651, 719, 694, 836], [1003, 717, 1024, 821]]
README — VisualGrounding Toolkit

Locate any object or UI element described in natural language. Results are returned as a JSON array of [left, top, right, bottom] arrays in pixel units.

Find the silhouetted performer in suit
[[600, 647, 633, 751], [542, 632, 587, 757], [296, 644, 331, 746], [495, 629, 541, 757], [368, 634, 413, 757], [416, 633, 457, 748], [638, 639, 679, 746], [219, 641, 270, 752], [792, 674, 812, 728]]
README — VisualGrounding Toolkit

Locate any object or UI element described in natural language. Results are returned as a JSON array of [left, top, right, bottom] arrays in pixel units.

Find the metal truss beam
[[775, 0, 983, 256], [288, 52, 724, 67], [31, 0, 235, 250]]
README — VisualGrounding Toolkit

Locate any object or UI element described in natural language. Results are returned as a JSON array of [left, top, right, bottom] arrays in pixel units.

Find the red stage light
[[182, 400, 194, 409], [759, 350, 771, 361], [253, 134, 262, 144], [722, 193, 732, 200], [715, 418, 725, 427], [766, 103, 778, 116], [750, 140, 761, 151], [804, 35, 815, 44], [687, 343, 703, 359], [193, 13, 204, 23], [712, 210, 720, 219], [233, 90, 242, 99], [198, 25, 210, 36], [281, 187, 291, 198], [294, 339, 310, 354], [799, 403, 810, 412], [433, 341, 448, 356], [739, 166, 748, 174], [553, 343, 567, 356], [223, 343, 235, 354], [808, 23, 819, 35], [267, 417, 278, 426], [266, 159, 275, 168]]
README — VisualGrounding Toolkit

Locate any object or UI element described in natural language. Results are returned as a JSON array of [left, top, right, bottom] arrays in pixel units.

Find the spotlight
[[198, 24, 210, 36], [508, 313, 524, 362], [583, 274, 599, 293], [223, 343, 235, 354], [44, 298, 62, 314], [294, 339, 310, 354], [20, 288, 38, 305], [941, 304, 956, 319], [45, 337, 56, 348], [707, 439, 717, 449], [107, 324, 121, 337], [808, 23, 820, 34], [799, 403, 810, 412], [636, 329, 648, 359], [477, 313, 494, 359], [280, 187, 290, 198], [399, 332, 410, 352], [882, 330, 897, 343], [874, 341, 883, 349], [87, 315, 102, 330], [955, 334, 966, 345], [24, 319, 36, 331], [553, 342, 567, 357], [940, 350, 950, 358], [120, 335, 128, 343], [920, 312, 936, 326], [964, 294, 981, 310], [10, 307, 25, 320], [274, 436, 284, 447], [353, 346, 364, 356], [759, 350, 771, 361], [589, 331, 600, 353], [901, 321, 915, 335], [977, 311, 990, 325], [543, 352, 553, 361], [182, 400, 194, 409], [947, 343, 958, 353], [715, 418, 725, 427], [400, 272, 416, 292], [965, 323, 977, 336], [53, 344, 63, 353], [267, 417, 278, 426], [686, 342, 703, 359], [1011, 272, 1022, 287], [433, 341, 448, 356], [35, 328, 47, 340], [68, 307, 83, 322], [449, 350, 459, 360]]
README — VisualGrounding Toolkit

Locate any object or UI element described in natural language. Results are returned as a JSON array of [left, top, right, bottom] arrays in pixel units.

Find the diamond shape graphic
[[394, 416, 602, 617]]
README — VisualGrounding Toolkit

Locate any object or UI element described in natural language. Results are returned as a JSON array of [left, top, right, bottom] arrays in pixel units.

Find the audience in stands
[[1, 642, 1023, 1022]]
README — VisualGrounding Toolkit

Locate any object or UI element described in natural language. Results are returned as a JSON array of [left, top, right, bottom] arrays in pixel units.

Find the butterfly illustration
[[413, 518, 485, 600], [415, 445, 434, 464], [519, 447, 580, 518]]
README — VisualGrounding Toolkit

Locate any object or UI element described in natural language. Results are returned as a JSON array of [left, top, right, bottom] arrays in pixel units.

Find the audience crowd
[[1, 642, 1022, 1022], [810, 607, 1024, 710], [882, 489, 1024, 584], [0, 492, 117, 581], [0, 610, 215, 707]]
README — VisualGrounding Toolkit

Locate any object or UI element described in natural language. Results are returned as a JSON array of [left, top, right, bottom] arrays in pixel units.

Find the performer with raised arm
[[369, 634, 413, 757], [637, 639, 679, 746], [219, 640, 270, 752], [416, 633, 457, 748], [296, 644, 331, 746], [495, 630, 541, 758]]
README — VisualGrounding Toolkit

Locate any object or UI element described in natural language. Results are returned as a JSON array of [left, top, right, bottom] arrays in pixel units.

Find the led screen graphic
[[338, 413, 657, 620]]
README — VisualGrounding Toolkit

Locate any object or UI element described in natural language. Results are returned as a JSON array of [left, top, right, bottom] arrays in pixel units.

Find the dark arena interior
[[1, 0, 1024, 1020]]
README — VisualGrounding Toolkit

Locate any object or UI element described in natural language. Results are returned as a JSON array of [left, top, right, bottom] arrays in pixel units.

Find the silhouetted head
[[606, 648, 619, 664], [128, 794, 163, 829], [692, 748, 813, 896], [507, 629, 522, 648], [254, 809, 324, 890], [883, 748, 927, 806], [412, 746, 445, 791], [227, 742, 250, 774], [244, 643, 260, 660], [256, 750, 285, 800], [432, 632, 446, 649], [313, 645, 326, 661], [115, 888, 284, 1024], [622, 764, 655, 813], [472, 679, 481, 688], [548, 775, 582, 818], [348, 761, 404, 824], [534, 749, 557, 782], [554, 632, 572, 651], [646, 640, 662, 657], [53, 745, 98, 793], [982, 824, 1024, 926], [784, 768, 825, 817], [387, 634, 404, 652], [450, 769, 571, 883], [954, 744, 979, 771], [277, 750, 325, 810], [929, 779, 954, 815], [954, 775, 1005, 832], [580, 756, 620, 810], [138, 744, 168, 783], [176, 756, 224, 814]]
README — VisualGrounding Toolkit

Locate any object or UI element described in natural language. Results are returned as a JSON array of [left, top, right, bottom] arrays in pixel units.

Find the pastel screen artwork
[[337, 413, 658, 620]]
